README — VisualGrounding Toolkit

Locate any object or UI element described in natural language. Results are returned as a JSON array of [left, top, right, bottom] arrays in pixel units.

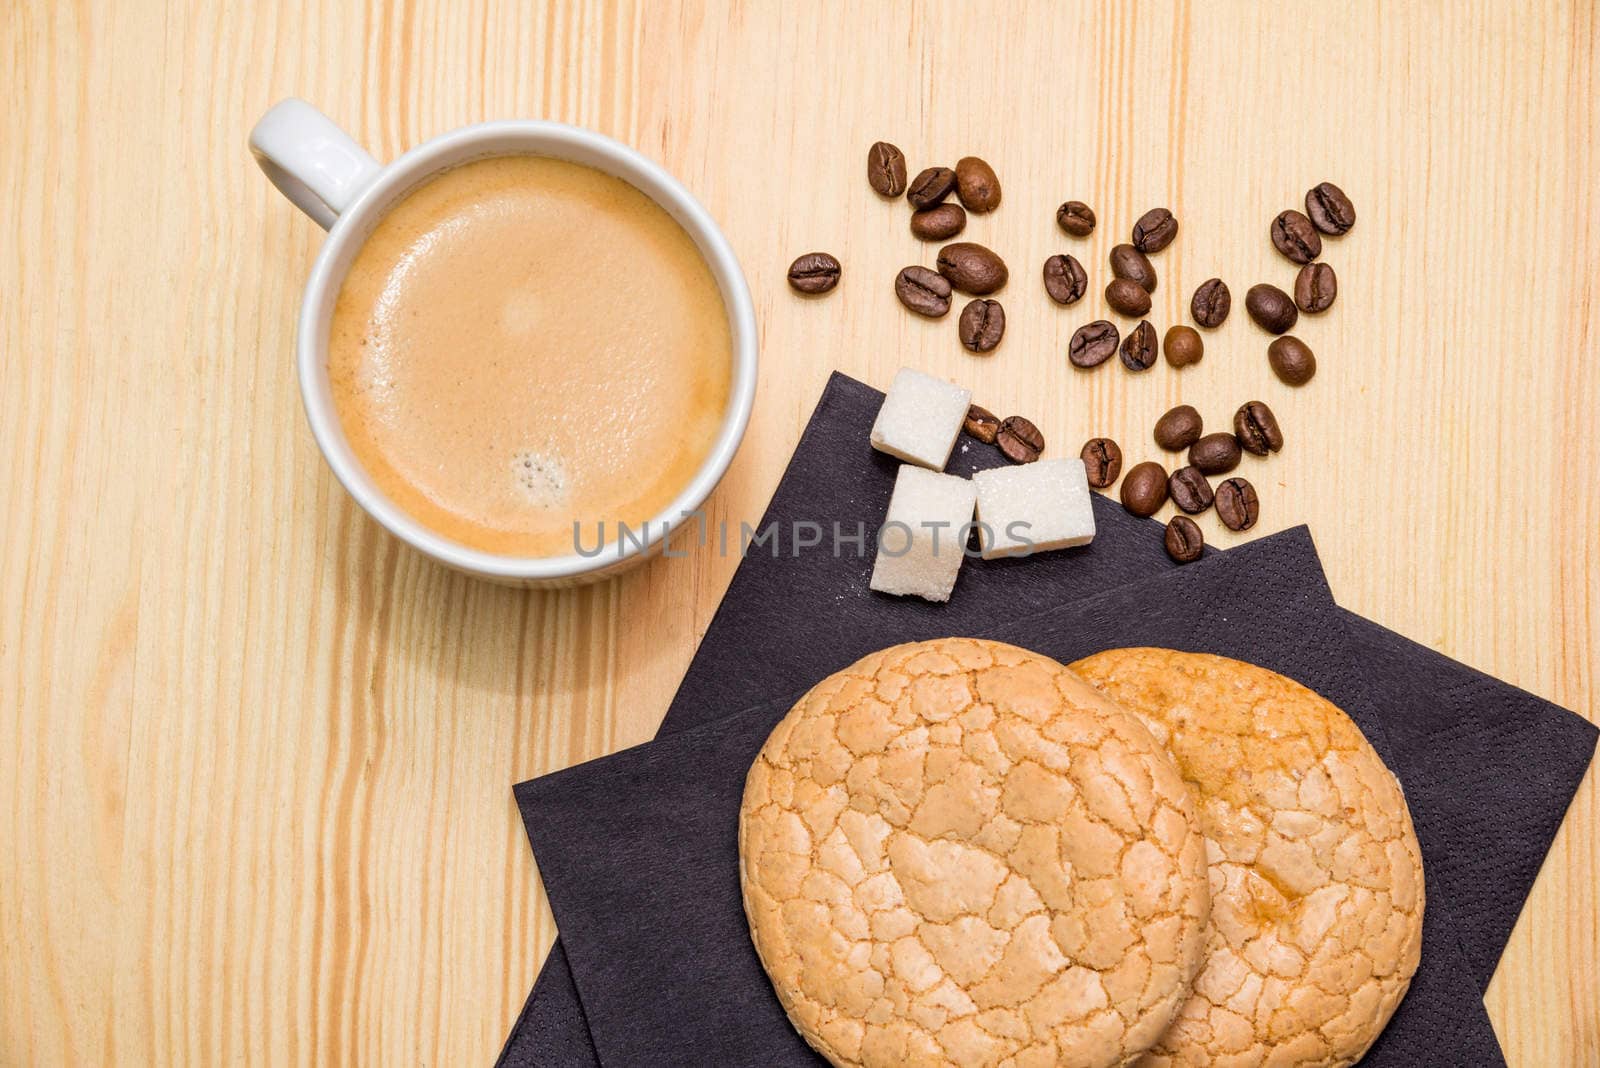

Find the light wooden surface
[[3, 2, 1596, 1064]]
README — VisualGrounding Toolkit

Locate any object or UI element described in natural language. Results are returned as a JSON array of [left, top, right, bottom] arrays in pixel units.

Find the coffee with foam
[[328, 155, 732, 558]]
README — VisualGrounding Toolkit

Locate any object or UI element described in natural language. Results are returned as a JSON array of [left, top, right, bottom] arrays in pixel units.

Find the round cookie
[[1068, 649, 1424, 1067], [739, 638, 1211, 1068]]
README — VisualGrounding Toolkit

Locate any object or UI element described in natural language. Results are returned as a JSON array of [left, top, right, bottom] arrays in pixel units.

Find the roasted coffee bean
[[1234, 400, 1284, 455], [906, 166, 956, 209], [1057, 200, 1096, 237], [787, 252, 841, 294], [1294, 262, 1337, 313], [1167, 466, 1214, 514], [1306, 181, 1356, 235], [1105, 277, 1152, 317], [1109, 243, 1157, 293], [1245, 283, 1298, 334], [997, 415, 1044, 463], [867, 141, 907, 197], [1120, 461, 1169, 516], [1043, 254, 1088, 305], [1216, 477, 1260, 531], [954, 156, 1001, 212], [964, 404, 1001, 443], [1191, 278, 1231, 328], [910, 203, 967, 241], [1153, 404, 1203, 451], [1132, 207, 1178, 253], [895, 265, 953, 317], [958, 299, 1006, 352], [937, 242, 1008, 294], [1081, 437, 1123, 487], [1164, 515, 1204, 563], [1068, 320, 1120, 368], [1188, 432, 1243, 475], [1271, 210, 1323, 265], [1268, 335, 1317, 385], [1120, 320, 1158, 371], [1164, 325, 1204, 368]]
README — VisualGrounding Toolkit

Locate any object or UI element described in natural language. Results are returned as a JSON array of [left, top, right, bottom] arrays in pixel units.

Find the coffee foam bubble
[[511, 449, 569, 508]]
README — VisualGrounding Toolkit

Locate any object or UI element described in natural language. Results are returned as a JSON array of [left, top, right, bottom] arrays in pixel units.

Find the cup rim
[[296, 119, 758, 582]]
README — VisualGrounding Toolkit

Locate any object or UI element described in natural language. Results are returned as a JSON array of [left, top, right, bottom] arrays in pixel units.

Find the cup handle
[[249, 98, 383, 230]]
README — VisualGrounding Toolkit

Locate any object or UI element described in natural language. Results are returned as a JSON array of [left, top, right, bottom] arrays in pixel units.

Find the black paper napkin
[[498, 372, 1595, 1066], [1334, 613, 1597, 990], [515, 532, 1514, 1065]]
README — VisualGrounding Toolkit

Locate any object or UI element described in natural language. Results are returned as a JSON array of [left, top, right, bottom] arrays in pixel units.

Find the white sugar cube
[[870, 465, 977, 602], [973, 458, 1096, 560], [869, 368, 972, 470]]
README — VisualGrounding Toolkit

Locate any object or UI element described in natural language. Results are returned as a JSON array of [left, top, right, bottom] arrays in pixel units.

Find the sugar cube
[[869, 368, 972, 470], [870, 465, 977, 602], [973, 458, 1096, 560]]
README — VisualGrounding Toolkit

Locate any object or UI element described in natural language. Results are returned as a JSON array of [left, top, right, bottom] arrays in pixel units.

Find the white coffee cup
[[249, 98, 758, 586]]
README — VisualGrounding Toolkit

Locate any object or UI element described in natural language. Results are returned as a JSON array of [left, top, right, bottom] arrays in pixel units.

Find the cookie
[[739, 638, 1211, 1068], [1069, 649, 1424, 1067]]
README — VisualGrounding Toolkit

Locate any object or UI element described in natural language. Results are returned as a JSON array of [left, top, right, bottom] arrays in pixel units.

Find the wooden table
[[4, 2, 1596, 1063]]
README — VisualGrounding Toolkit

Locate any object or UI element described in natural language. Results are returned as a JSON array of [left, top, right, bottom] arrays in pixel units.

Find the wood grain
[[2, 1, 1595, 1063]]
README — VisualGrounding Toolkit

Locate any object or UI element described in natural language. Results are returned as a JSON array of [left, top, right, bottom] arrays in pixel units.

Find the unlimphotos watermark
[[570, 512, 1037, 560]]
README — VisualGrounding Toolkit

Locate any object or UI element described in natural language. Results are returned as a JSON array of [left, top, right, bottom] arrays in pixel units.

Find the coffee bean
[[937, 242, 1008, 294], [1043, 254, 1088, 305], [1271, 210, 1323, 265], [964, 404, 1001, 443], [1245, 283, 1298, 334], [1216, 477, 1260, 531], [1188, 432, 1242, 475], [1120, 320, 1158, 371], [1306, 181, 1356, 235], [787, 252, 841, 294], [895, 265, 953, 317], [1163, 325, 1204, 368], [1191, 278, 1231, 328], [1267, 335, 1317, 385], [1234, 400, 1284, 455], [1164, 515, 1204, 563], [997, 415, 1044, 464], [958, 299, 1006, 353], [1109, 243, 1157, 293], [907, 166, 956, 209], [954, 156, 1002, 212], [1167, 466, 1215, 514], [1294, 262, 1337, 313], [1120, 461, 1169, 516], [1080, 437, 1123, 488], [1132, 207, 1178, 253], [1068, 320, 1120, 368], [1105, 277, 1152, 317], [1153, 404, 1203, 451], [910, 203, 967, 242], [867, 141, 907, 197], [1057, 200, 1096, 237]]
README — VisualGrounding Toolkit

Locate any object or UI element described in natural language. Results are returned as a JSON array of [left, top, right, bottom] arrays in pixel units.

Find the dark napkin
[[515, 533, 1511, 1066], [498, 372, 1595, 1065], [1337, 612, 1596, 988]]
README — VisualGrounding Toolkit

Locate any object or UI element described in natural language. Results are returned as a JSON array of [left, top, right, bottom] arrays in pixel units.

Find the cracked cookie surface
[[1069, 649, 1424, 1068], [739, 638, 1211, 1068]]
